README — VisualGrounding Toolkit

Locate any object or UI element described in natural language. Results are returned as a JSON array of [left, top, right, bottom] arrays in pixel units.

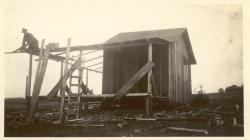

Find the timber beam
[[49, 38, 168, 52], [85, 62, 103, 68]]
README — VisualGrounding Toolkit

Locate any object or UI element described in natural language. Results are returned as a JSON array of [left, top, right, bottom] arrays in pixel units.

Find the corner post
[[60, 61, 63, 78], [146, 42, 153, 116], [86, 70, 88, 87], [58, 38, 71, 122], [26, 54, 32, 107]]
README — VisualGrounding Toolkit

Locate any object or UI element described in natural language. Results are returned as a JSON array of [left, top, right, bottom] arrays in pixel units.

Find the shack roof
[[106, 28, 186, 43], [105, 28, 196, 64]]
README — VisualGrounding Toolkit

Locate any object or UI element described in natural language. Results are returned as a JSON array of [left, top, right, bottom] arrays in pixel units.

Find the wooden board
[[114, 61, 154, 100], [46, 57, 82, 99], [5, 48, 66, 62], [150, 74, 159, 97], [58, 38, 71, 122], [25, 46, 51, 124]]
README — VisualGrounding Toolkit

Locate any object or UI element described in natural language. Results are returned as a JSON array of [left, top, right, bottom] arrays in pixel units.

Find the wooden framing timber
[[150, 74, 159, 97], [25, 46, 51, 124], [34, 39, 45, 85], [44, 93, 168, 102], [85, 62, 103, 68], [25, 54, 32, 107], [146, 42, 153, 116], [50, 38, 168, 52], [93, 67, 102, 71], [72, 50, 101, 58], [58, 38, 71, 122], [86, 70, 89, 87], [113, 61, 154, 100], [82, 55, 103, 63], [78, 66, 102, 73], [25, 76, 30, 108], [47, 57, 83, 99], [6, 49, 66, 62]]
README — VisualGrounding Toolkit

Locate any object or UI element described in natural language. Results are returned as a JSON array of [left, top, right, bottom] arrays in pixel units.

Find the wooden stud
[[60, 61, 63, 78], [34, 39, 45, 85], [58, 38, 71, 122], [150, 74, 159, 97], [25, 39, 45, 123], [77, 50, 83, 119], [26, 54, 32, 104], [78, 66, 102, 73], [86, 70, 89, 87], [93, 67, 102, 71], [85, 62, 103, 68], [168, 43, 172, 101], [145, 95, 151, 116], [82, 55, 103, 63], [25, 76, 30, 108], [25, 46, 51, 124], [147, 42, 153, 94], [47, 58, 82, 99], [72, 50, 100, 58], [146, 42, 153, 116]]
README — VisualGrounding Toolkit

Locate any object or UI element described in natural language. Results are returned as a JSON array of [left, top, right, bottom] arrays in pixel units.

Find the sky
[[3, 0, 243, 97]]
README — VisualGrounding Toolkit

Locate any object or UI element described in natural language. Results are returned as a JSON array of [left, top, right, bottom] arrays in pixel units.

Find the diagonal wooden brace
[[46, 57, 82, 99], [25, 46, 51, 124], [114, 61, 154, 100]]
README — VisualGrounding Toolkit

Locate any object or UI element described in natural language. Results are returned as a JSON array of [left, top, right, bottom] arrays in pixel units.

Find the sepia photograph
[[2, 0, 248, 138]]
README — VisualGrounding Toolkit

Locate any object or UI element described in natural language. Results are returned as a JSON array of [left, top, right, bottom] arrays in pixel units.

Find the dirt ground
[[4, 97, 244, 137]]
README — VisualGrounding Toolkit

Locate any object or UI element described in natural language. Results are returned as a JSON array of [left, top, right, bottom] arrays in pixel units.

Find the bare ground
[[4, 97, 244, 137]]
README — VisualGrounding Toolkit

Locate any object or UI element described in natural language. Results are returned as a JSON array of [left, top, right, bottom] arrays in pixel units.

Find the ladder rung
[[68, 102, 80, 105], [70, 92, 81, 95], [70, 84, 80, 86], [68, 94, 81, 97], [66, 112, 79, 115], [71, 76, 81, 78]]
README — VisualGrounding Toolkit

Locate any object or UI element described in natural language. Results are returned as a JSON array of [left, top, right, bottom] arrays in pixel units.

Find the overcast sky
[[3, 0, 243, 97]]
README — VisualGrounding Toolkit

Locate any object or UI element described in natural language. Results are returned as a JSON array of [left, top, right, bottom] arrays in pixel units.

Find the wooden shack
[[6, 28, 197, 122], [102, 28, 196, 104]]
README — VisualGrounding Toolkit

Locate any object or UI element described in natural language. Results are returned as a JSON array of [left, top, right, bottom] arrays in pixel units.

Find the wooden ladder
[[64, 59, 83, 120]]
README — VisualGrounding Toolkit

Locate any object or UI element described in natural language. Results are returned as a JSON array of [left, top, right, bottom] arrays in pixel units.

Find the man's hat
[[22, 28, 28, 33]]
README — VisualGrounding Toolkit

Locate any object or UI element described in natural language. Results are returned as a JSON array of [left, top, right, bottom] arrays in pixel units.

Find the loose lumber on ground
[[114, 61, 154, 100], [44, 93, 162, 102], [166, 127, 208, 135]]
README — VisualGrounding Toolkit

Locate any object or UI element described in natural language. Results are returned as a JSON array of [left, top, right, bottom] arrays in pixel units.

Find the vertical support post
[[146, 42, 153, 116], [77, 50, 83, 118], [147, 42, 152, 93], [34, 39, 45, 81], [86, 70, 88, 87], [25, 46, 51, 124], [58, 60, 63, 98], [25, 76, 30, 108], [60, 61, 63, 78], [25, 54, 32, 106], [58, 38, 71, 122]]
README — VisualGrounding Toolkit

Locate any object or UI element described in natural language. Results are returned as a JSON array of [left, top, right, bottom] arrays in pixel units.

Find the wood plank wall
[[152, 43, 169, 96], [102, 40, 192, 104], [103, 45, 147, 94], [168, 39, 192, 104]]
